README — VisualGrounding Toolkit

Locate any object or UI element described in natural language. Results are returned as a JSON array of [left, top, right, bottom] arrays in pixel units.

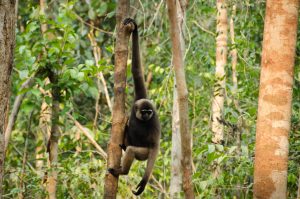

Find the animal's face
[[134, 99, 155, 121], [139, 108, 153, 121]]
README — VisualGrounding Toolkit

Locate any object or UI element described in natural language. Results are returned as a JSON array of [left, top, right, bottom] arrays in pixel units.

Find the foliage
[[3, 0, 300, 198]]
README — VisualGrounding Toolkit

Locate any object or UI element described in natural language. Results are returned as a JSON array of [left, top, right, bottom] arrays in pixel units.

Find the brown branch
[[192, 20, 215, 36], [167, 0, 195, 198], [67, 113, 107, 159], [5, 76, 35, 152], [145, 71, 153, 89]]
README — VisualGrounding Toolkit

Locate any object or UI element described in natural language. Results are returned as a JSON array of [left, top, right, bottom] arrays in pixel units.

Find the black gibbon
[[108, 18, 161, 196]]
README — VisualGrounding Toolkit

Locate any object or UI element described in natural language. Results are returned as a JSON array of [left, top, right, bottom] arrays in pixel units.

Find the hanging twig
[[88, 31, 113, 114], [18, 112, 33, 199]]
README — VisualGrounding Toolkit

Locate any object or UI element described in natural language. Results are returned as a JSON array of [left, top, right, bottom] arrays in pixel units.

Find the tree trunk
[[297, 173, 300, 199], [229, 4, 239, 110], [36, 85, 50, 176], [253, 0, 299, 198], [103, 0, 131, 198], [0, 1, 16, 197], [170, 0, 186, 197], [211, 0, 227, 144], [167, 0, 195, 198], [170, 85, 182, 197], [46, 73, 60, 199]]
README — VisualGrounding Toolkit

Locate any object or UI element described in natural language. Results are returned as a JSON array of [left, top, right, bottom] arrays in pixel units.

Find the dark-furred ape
[[108, 18, 161, 196]]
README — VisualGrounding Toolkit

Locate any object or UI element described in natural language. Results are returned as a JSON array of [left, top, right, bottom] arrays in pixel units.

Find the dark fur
[[108, 18, 161, 196], [127, 100, 160, 149]]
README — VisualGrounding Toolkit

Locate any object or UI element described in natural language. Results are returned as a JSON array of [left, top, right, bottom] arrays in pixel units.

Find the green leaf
[[98, 3, 108, 15], [88, 8, 96, 20], [208, 144, 215, 153]]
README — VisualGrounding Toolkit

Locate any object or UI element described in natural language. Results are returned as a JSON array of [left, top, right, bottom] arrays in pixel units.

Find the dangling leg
[[108, 146, 149, 176]]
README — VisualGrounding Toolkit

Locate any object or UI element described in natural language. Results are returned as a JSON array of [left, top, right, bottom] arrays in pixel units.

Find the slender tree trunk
[[0, 1, 16, 197], [253, 0, 299, 198], [170, 85, 182, 197], [297, 173, 300, 199], [170, 0, 186, 197], [229, 4, 239, 110], [229, 4, 241, 197], [37, 0, 50, 184], [211, 0, 227, 144], [103, 0, 131, 198], [36, 90, 50, 175], [167, 0, 195, 198], [46, 73, 60, 199]]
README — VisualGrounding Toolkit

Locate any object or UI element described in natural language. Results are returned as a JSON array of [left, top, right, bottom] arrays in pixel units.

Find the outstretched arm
[[123, 18, 147, 101]]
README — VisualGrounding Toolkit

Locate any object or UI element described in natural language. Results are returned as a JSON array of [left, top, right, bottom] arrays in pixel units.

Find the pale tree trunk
[[44, 0, 61, 194], [103, 0, 131, 198], [297, 174, 300, 199], [253, 0, 299, 198], [0, 1, 16, 197], [46, 72, 60, 199], [170, 0, 186, 197], [211, 0, 227, 144], [230, 4, 241, 197], [36, 83, 51, 175], [37, 0, 50, 181], [167, 0, 195, 198], [170, 85, 182, 197], [229, 4, 239, 110]]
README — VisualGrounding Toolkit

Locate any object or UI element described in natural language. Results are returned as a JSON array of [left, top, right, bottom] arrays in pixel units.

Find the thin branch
[[18, 112, 33, 199], [12, 145, 37, 173], [147, 0, 164, 32], [73, 12, 113, 35], [67, 113, 107, 160], [5, 76, 35, 152], [192, 20, 216, 36], [88, 32, 113, 113]]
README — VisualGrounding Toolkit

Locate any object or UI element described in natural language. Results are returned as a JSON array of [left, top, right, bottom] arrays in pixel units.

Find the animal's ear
[[134, 104, 138, 112]]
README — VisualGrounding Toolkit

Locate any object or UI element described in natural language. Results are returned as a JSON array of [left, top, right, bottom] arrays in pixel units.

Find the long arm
[[132, 145, 159, 195], [124, 18, 147, 101]]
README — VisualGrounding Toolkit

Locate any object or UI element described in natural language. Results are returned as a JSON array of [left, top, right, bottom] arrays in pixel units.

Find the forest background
[[3, 0, 300, 198]]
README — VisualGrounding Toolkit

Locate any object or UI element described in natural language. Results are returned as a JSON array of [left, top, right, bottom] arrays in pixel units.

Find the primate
[[108, 18, 161, 196]]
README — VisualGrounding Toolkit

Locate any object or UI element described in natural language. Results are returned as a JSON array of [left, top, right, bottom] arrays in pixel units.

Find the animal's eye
[[141, 109, 153, 114]]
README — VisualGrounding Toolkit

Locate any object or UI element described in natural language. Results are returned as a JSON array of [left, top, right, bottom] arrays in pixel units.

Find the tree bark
[[170, 0, 186, 197], [0, 0, 16, 197], [297, 173, 300, 199], [46, 73, 60, 199], [167, 0, 195, 198], [211, 0, 227, 144], [36, 0, 50, 179], [229, 4, 239, 110], [103, 0, 131, 198], [253, 0, 299, 198], [170, 85, 183, 197]]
